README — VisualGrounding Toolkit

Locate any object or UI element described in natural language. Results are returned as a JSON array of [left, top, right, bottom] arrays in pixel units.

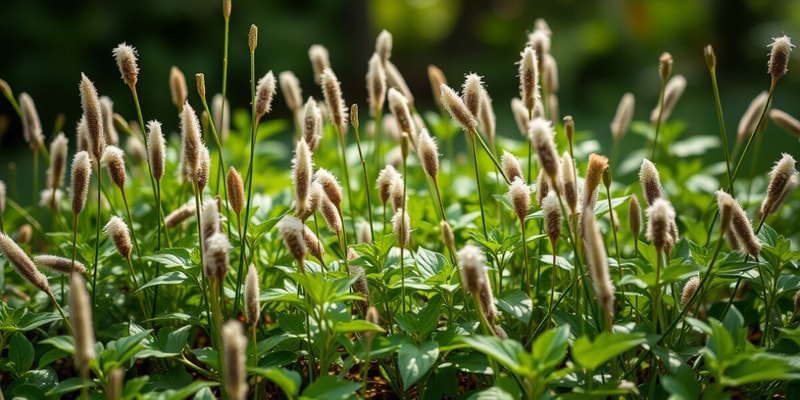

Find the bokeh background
[[1, 0, 799, 203]]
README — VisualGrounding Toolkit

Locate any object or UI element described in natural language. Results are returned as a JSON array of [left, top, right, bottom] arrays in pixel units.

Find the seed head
[[583, 154, 609, 211], [501, 151, 523, 184], [279, 71, 303, 113], [441, 84, 476, 132], [70, 151, 92, 215], [478, 87, 497, 145], [39, 188, 63, 209], [389, 176, 405, 211], [769, 109, 800, 138], [169, 66, 187, 110], [535, 168, 551, 208], [314, 169, 342, 210], [0, 233, 49, 293], [646, 198, 677, 254], [19, 92, 44, 151], [277, 215, 307, 269], [561, 152, 578, 215], [0, 180, 5, 214], [388, 88, 415, 137], [543, 54, 559, 95], [244, 265, 260, 326], [392, 208, 411, 248], [201, 198, 221, 246], [611, 92, 635, 142], [302, 97, 323, 152], [760, 153, 798, 220], [292, 139, 313, 217], [105, 216, 132, 259], [203, 232, 231, 283], [385, 61, 414, 104], [350, 265, 371, 314], [321, 68, 347, 134], [681, 276, 700, 305], [298, 225, 323, 262], [34, 255, 86, 274], [308, 44, 330, 85], [629, 194, 642, 238], [126, 133, 146, 165], [440, 220, 455, 251], [639, 159, 663, 206], [462, 73, 483, 119], [507, 178, 531, 222], [223, 0, 231, 19], [196, 146, 211, 191], [457, 244, 486, 294], [658, 52, 673, 84], [542, 191, 562, 247], [428, 65, 447, 110], [146, 120, 166, 182], [376, 29, 392, 63], [365, 306, 380, 341], [0, 79, 12, 100], [180, 102, 203, 183], [212, 93, 230, 143], [76, 116, 89, 153], [416, 129, 439, 180], [519, 46, 539, 113], [650, 75, 686, 125], [376, 165, 399, 205], [768, 35, 794, 81], [478, 273, 497, 325], [255, 71, 276, 119], [582, 210, 616, 321], [99, 96, 119, 146], [511, 97, 529, 136], [226, 167, 245, 215], [69, 273, 96, 374], [737, 91, 769, 144], [165, 200, 196, 228], [101, 146, 126, 190], [48, 133, 69, 191], [364, 53, 388, 118], [529, 118, 561, 190], [222, 320, 247, 400], [112, 43, 139, 87]]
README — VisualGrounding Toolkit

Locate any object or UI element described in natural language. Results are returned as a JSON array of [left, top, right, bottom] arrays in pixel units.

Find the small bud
[[365, 306, 381, 342], [180, 102, 203, 183], [583, 154, 609, 211], [292, 139, 313, 217], [349, 265, 371, 313], [245, 265, 260, 326], [248, 24, 258, 52], [195, 73, 207, 102], [222, 0, 231, 18], [704, 45, 716, 70], [479, 87, 496, 146], [169, 66, 188, 110], [535, 168, 551, 208], [563, 115, 574, 149], [658, 52, 673, 84], [768, 35, 794, 81], [226, 167, 245, 215], [196, 146, 211, 191], [47, 133, 69, 191], [279, 71, 303, 113], [105, 216, 133, 259], [0, 233, 50, 293], [440, 220, 455, 251], [0, 180, 6, 215], [0, 79, 12, 100], [99, 96, 118, 146], [112, 43, 139, 87], [610, 93, 635, 142], [719, 196, 734, 236], [70, 151, 92, 215], [34, 255, 86, 274]]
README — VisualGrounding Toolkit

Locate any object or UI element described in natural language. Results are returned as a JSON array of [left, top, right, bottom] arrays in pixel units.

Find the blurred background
[[1, 0, 799, 203]]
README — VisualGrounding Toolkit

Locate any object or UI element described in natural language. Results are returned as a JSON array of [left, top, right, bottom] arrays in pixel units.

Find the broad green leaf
[[496, 289, 533, 324], [300, 375, 362, 400], [466, 386, 515, 400], [103, 330, 153, 367], [448, 351, 492, 374], [142, 248, 193, 268], [415, 246, 447, 279], [45, 377, 96, 397], [398, 339, 440, 390], [14, 310, 62, 332], [121, 376, 150, 400], [532, 325, 570, 373], [251, 367, 301, 398], [572, 332, 646, 370], [661, 364, 701, 400], [192, 387, 216, 400], [461, 335, 523, 375], [41, 335, 75, 354], [9, 332, 34, 375], [160, 324, 193, 354], [539, 254, 575, 271], [723, 353, 800, 386], [37, 348, 68, 369], [332, 320, 385, 335], [139, 271, 191, 291], [147, 381, 218, 400]]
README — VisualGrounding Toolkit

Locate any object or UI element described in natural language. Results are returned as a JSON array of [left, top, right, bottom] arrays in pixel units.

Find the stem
[[708, 64, 734, 187], [47, 290, 73, 335], [353, 123, 375, 240], [651, 78, 667, 161], [91, 158, 103, 313], [520, 220, 532, 299], [337, 128, 357, 240], [469, 134, 488, 239], [252, 324, 259, 400], [239, 45, 259, 318]]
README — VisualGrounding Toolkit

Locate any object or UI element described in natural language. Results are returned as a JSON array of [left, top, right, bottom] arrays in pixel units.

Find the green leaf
[[14, 310, 62, 332], [415, 246, 447, 279], [9, 332, 35, 375], [661, 363, 701, 400], [723, 353, 800, 386], [398, 339, 440, 390], [103, 329, 153, 367], [466, 386, 515, 400], [532, 325, 570, 373], [147, 381, 218, 400], [192, 387, 216, 400], [461, 335, 523, 375], [122, 376, 150, 400], [496, 290, 533, 324], [159, 325, 193, 354], [45, 377, 96, 397], [572, 332, 646, 370], [41, 335, 75, 354], [139, 271, 191, 291], [251, 367, 301, 398], [300, 375, 362, 400], [37, 348, 69, 369], [142, 248, 193, 269], [332, 320, 385, 335]]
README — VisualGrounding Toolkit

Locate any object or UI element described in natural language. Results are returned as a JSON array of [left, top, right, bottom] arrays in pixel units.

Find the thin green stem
[[252, 324, 259, 400], [47, 290, 73, 335], [651, 78, 667, 161], [91, 159, 103, 311], [353, 123, 375, 240], [239, 45, 259, 318], [708, 64, 734, 187], [337, 128, 357, 239], [469, 135, 488, 239]]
